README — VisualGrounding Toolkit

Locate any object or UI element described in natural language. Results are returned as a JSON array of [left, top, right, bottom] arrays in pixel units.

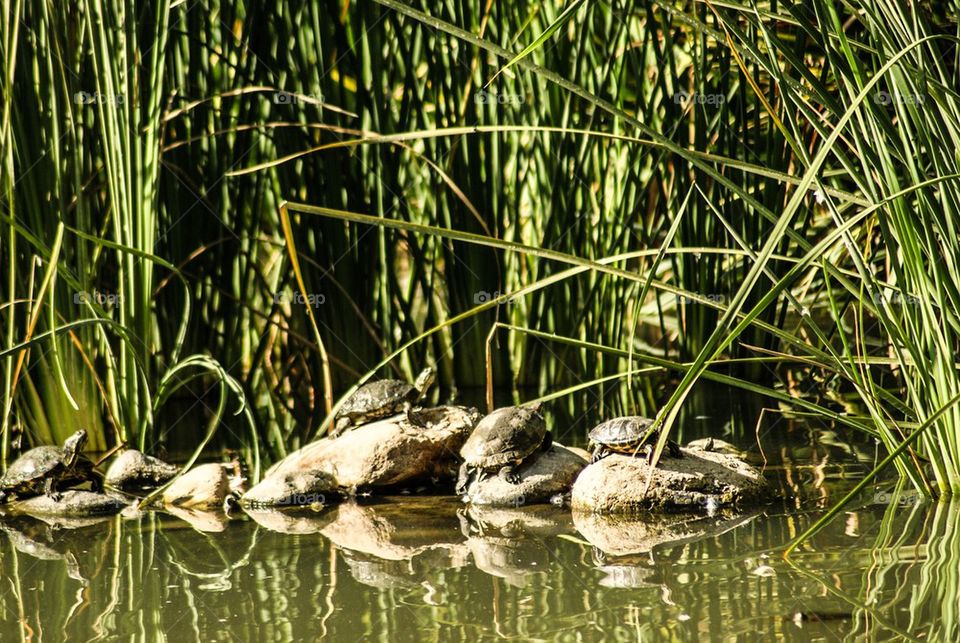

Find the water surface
[[0, 412, 952, 641]]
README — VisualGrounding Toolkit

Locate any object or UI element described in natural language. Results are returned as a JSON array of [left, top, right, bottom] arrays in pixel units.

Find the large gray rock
[[242, 406, 479, 507], [8, 490, 127, 517], [571, 447, 771, 513], [240, 469, 336, 509], [105, 449, 179, 491], [462, 444, 587, 507]]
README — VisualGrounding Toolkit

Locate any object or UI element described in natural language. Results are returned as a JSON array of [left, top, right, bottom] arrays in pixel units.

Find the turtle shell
[[337, 380, 417, 422], [0, 446, 95, 497], [460, 405, 546, 469], [588, 416, 658, 453]]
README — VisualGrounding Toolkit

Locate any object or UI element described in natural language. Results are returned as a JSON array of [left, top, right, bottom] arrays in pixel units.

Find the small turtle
[[456, 404, 551, 495], [333, 367, 436, 434], [588, 416, 682, 463], [0, 430, 102, 503]]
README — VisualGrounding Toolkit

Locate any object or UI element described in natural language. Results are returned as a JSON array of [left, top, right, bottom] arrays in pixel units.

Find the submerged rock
[[162, 463, 231, 510], [105, 449, 180, 491], [242, 405, 480, 507], [8, 490, 126, 518], [571, 448, 771, 514], [461, 444, 587, 507]]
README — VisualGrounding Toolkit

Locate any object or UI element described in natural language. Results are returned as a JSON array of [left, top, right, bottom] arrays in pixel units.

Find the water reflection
[[0, 486, 955, 639]]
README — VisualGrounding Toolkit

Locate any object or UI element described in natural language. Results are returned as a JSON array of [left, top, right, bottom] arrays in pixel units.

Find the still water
[[0, 416, 953, 640]]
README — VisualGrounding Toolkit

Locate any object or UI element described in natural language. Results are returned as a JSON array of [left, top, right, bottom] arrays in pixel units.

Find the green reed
[[1, 0, 959, 520]]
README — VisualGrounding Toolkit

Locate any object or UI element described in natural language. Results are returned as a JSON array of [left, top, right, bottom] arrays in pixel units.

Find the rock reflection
[[574, 510, 758, 557], [459, 504, 572, 587], [0, 515, 97, 584], [164, 506, 232, 533], [242, 505, 335, 534]]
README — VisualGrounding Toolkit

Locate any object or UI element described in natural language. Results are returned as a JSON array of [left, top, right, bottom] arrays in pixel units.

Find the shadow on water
[[0, 391, 953, 640]]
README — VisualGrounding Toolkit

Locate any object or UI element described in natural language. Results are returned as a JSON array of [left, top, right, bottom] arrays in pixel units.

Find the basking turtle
[[588, 416, 682, 463], [333, 367, 436, 434], [456, 404, 551, 495], [0, 430, 102, 503]]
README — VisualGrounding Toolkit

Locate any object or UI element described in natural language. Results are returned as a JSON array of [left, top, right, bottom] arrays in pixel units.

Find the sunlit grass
[[1, 0, 959, 533]]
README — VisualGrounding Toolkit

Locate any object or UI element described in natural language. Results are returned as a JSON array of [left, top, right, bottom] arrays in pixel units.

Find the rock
[[571, 448, 771, 514], [240, 469, 336, 509], [686, 437, 764, 465], [105, 449, 180, 491], [162, 463, 230, 510], [8, 490, 126, 518], [242, 405, 480, 507], [462, 444, 587, 507]]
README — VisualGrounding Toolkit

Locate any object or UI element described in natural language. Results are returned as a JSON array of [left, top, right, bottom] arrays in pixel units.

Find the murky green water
[[0, 389, 952, 641], [0, 466, 953, 640]]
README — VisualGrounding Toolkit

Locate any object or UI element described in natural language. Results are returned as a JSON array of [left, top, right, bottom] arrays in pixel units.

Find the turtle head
[[414, 366, 436, 397], [62, 430, 88, 466]]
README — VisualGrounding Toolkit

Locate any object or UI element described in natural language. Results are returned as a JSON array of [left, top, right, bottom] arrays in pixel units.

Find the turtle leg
[[540, 431, 553, 452], [405, 404, 429, 429], [498, 464, 521, 485], [667, 440, 683, 458], [591, 445, 610, 463], [644, 444, 655, 464], [90, 474, 104, 493], [0, 490, 6, 504], [455, 462, 471, 496], [44, 477, 62, 502], [331, 416, 351, 437]]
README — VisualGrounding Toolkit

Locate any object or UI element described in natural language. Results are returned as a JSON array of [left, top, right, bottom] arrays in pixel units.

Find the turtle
[[588, 416, 683, 463], [0, 429, 102, 503], [332, 366, 436, 435], [456, 404, 552, 495]]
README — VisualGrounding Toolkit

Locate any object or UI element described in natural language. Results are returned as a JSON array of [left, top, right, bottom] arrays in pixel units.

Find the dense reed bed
[[2, 1, 959, 517]]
